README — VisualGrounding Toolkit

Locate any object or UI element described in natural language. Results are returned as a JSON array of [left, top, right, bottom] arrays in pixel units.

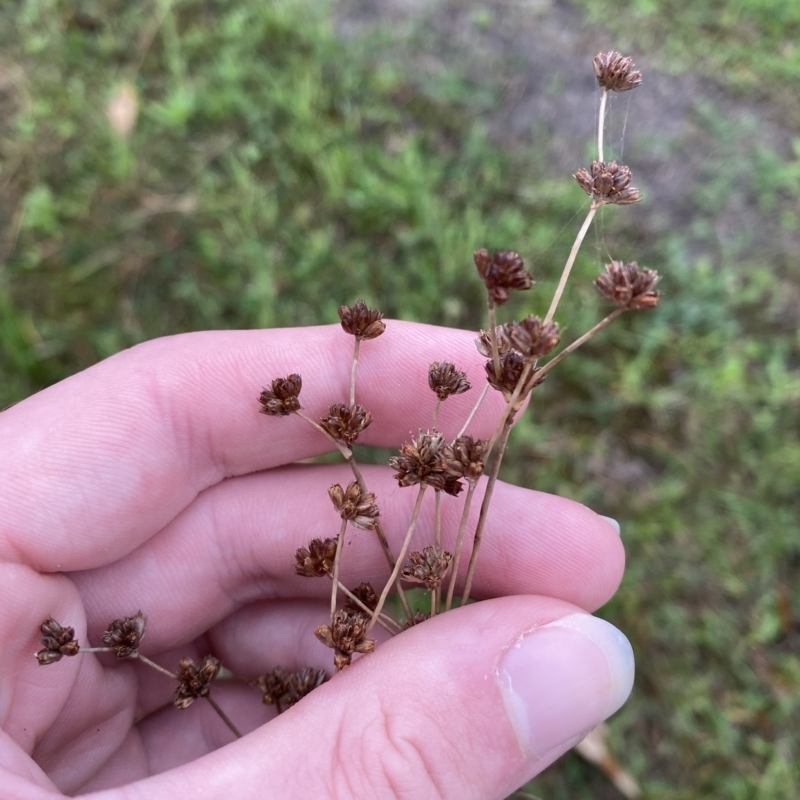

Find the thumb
[[109, 597, 634, 800]]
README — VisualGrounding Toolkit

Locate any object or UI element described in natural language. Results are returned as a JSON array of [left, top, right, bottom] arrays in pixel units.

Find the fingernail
[[600, 515, 621, 535], [497, 613, 634, 760]]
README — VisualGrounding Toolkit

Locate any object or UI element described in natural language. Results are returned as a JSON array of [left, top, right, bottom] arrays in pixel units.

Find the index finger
[[0, 322, 508, 571]]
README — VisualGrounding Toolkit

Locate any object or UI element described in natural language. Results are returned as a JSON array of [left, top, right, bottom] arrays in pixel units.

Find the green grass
[[2, 1, 799, 798]]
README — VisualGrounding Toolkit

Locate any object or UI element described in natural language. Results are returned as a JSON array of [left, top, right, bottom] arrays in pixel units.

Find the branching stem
[[457, 383, 489, 439], [369, 485, 427, 632], [444, 478, 477, 612], [460, 415, 514, 607], [333, 579, 401, 634]]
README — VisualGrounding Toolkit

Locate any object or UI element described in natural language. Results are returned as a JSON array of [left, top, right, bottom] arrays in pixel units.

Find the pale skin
[[0, 322, 627, 799]]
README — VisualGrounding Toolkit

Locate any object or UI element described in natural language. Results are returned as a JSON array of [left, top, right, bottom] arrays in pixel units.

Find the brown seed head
[[475, 328, 512, 358], [344, 582, 379, 613], [401, 546, 453, 591], [593, 51, 642, 92], [441, 435, 489, 482], [294, 537, 338, 577], [256, 666, 327, 711], [315, 609, 375, 671], [485, 351, 545, 397], [574, 161, 640, 206], [473, 249, 534, 305], [319, 403, 372, 447], [595, 260, 661, 310], [174, 655, 220, 709], [36, 618, 80, 665], [505, 317, 560, 360], [102, 612, 146, 659], [328, 481, 380, 530], [338, 301, 386, 340], [428, 361, 471, 401], [388, 431, 463, 495], [258, 374, 302, 416]]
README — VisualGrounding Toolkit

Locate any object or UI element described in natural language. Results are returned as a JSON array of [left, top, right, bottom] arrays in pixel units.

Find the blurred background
[[1, 0, 799, 797]]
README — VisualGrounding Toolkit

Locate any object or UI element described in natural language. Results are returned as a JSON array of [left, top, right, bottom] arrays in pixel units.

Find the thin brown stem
[[349, 337, 361, 406], [205, 695, 243, 739], [347, 458, 413, 620], [444, 478, 477, 612], [330, 518, 348, 624], [487, 299, 501, 380], [136, 653, 178, 679], [456, 383, 489, 439], [544, 203, 598, 325], [597, 88, 608, 162], [333, 579, 401, 634], [432, 397, 441, 431], [536, 307, 626, 381], [460, 416, 514, 607], [432, 489, 443, 615], [369, 485, 427, 632]]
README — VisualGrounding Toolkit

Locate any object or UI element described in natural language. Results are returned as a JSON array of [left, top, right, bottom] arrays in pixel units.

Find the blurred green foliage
[[1, 1, 798, 798]]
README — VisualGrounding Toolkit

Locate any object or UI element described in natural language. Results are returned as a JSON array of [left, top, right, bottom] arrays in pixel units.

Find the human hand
[[0, 322, 633, 799]]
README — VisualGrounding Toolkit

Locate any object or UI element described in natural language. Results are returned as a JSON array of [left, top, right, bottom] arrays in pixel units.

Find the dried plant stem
[[136, 653, 179, 680], [205, 695, 243, 739], [432, 397, 441, 431], [457, 383, 489, 438], [460, 416, 514, 607], [330, 518, 348, 624], [347, 458, 413, 620], [444, 478, 478, 612], [597, 87, 608, 162], [334, 580, 401, 634], [544, 202, 599, 325], [537, 307, 626, 381], [369, 485, 427, 632], [78, 646, 115, 654], [349, 338, 361, 406], [432, 489, 443, 615], [487, 299, 501, 379]]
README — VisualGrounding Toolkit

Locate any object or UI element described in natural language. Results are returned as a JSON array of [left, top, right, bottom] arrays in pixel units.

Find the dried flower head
[[403, 612, 431, 630], [294, 537, 338, 577], [441, 435, 489, 482], [315, 609, 375, 671], [475, 328, 512, 358], [595, 260, 661, 309], [473, 249, 534, 305], [574, 161, 640, 206], [320, 403, 372, 447], [505, 317, 561, 360], [338, 301, 386, 340], [174, 655, 220, 709], [593, 51, 642, 92], [344, 582, 379, 613], [258, 374, 302, 416], [388, 430, 463, 495], [328, 481, 380, 530], [256, 666, 327, 712], [401, 546, 453, 591], [485, 351, 545, 397], [428, 362, 471, 400], [36, 618, 80, 665], [102, 612, 145, 659]]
